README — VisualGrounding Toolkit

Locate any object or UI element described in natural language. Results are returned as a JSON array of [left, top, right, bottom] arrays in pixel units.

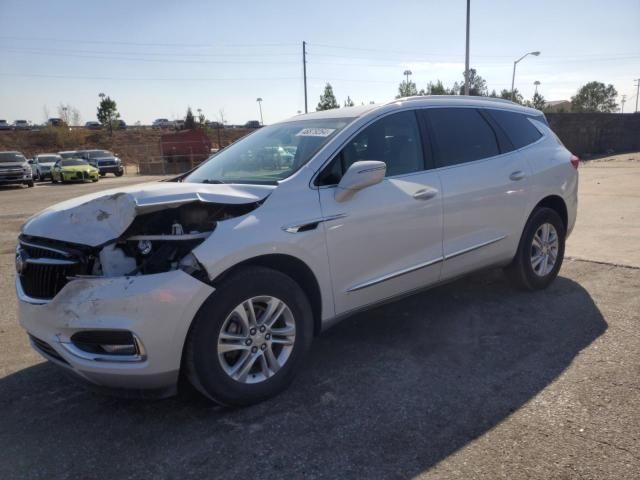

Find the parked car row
[[0, 120, 33, 131], [0, 119, 128, 131], [1, 149, 124, 188]]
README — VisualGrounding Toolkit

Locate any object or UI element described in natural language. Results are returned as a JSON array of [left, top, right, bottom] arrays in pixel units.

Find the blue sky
[[0, 0, 638, 124]]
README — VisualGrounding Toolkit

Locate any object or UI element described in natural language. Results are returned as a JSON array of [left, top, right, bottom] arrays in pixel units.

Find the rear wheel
[[185, 266, 314, 406], [505, 207, 565, 290]]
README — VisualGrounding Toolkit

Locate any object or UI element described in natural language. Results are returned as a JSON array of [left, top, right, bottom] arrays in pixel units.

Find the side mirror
[[335, 160, 386, 202], [27, 159, 34, 164]]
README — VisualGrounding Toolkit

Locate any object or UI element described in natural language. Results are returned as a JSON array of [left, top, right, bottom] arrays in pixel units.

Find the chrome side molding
[[444, 235, 506, 261], [347, 256, 444, 293], [346, 235, 507, 293]]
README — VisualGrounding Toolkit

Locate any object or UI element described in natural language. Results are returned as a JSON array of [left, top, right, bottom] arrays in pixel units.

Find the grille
[[29, 335, 69, 365], [21, 242, 69, 260], [18, 239, 91, 299], [20, 262, 84, 299], [98, 160, 116, 166]]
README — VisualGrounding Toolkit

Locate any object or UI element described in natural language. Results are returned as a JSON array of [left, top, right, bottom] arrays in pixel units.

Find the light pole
[[256, 98, 263, 125], [464, 0, 470, 95], [511, 51, 540, 101], [403, 69, 413, 84], [534, 80, 541, 95], [621, 95, 626, 113]]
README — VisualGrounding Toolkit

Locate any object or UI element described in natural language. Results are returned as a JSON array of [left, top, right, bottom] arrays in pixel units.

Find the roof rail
[[387, 95, 519, 106]]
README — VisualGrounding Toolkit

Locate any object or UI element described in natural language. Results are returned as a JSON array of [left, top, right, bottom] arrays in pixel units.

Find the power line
[[0, 49, 299, 65], [0, 72, 301, 82], [0, 35, 294, 48], [0, 46, 299, 58]]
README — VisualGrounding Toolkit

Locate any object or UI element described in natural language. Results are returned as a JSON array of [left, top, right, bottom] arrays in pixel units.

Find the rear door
[[317, 110, 443, 315], [420, 107, 532, 281]]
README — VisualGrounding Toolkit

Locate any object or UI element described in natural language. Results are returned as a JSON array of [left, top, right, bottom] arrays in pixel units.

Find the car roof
[[36, 153, 60, 157], [0, 150, 22, 154], [279, 95, 542, 125]]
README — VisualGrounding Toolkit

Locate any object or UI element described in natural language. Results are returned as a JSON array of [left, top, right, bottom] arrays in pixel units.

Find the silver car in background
[[31, 153, 62, 181], [16, 96, 578, 406]]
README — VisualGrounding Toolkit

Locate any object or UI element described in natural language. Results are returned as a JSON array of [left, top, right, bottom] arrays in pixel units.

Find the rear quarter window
[[486, 110, 543, 149]]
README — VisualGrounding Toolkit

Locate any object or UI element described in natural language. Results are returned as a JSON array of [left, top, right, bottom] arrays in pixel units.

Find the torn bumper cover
[[17, 270, 213, 393], [16, 181, 273, 394]]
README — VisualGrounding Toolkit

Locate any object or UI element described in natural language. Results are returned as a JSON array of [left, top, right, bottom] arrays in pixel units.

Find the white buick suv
[[16, 96, 578, 406]]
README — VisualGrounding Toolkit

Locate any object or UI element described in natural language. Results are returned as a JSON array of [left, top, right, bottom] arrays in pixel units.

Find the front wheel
[[505, 207, 566, 290], [25, 180, 35, 188], [184, 266, 314, 407], [115, 169, 124, 177]]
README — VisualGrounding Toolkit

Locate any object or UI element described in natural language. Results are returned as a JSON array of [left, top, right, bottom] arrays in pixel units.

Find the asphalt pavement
[[0, 164, 638, 480]]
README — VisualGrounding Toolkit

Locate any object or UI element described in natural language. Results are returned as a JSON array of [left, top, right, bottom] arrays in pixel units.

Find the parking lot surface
[[0, 163, 639, 479]]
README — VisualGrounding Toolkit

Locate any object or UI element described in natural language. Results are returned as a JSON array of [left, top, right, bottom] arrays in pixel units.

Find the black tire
[[115, 169, 124, 177], [184, 266, 314, 407], [25, 180, 35, 188], [505, 207, 566, 290], [100, 172, 106, 177]]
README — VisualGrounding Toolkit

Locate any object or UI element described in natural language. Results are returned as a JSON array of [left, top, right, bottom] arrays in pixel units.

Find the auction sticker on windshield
[[296, 128, 336, 137]]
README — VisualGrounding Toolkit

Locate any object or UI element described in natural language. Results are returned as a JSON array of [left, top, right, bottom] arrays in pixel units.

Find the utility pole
[[621, 95, 626, 113], [635, 79, 640, 113], [464, 0, 470, 95], [303, 41, 308, 113]]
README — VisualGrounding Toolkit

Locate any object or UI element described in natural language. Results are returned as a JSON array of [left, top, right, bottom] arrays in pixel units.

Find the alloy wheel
[[217, 296, 296, 384], [530, 222, 559, 276]]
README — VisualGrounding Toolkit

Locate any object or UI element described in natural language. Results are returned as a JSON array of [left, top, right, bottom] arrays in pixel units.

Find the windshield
[[0, 152, 25, 163], [59, 151, 77, 159], [88, 150, 112, 158], [61, 159, 89, 167], [38, 155, 60, 163], [185, 118, 353, 185]]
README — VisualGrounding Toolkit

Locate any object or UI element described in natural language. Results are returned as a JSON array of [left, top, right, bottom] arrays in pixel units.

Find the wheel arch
[[532, 195, 568, 230], [210, 253, 323, 336]]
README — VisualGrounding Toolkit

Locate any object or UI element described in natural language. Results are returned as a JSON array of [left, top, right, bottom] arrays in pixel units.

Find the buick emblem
[[15, 247, 27, 275]]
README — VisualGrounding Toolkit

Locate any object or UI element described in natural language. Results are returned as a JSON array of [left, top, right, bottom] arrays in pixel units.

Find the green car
[[51, 158, 100, 183]]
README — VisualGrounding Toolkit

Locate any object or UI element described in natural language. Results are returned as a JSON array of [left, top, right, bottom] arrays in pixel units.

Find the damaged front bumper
[[16, 270, 213, 395]]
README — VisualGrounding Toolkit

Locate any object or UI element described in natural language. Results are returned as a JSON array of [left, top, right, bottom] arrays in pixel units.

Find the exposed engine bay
[[107, 201, 258, 277], [17, 200, 260, 300]]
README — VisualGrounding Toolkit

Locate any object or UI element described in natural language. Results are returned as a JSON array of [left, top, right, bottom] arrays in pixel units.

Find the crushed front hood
[[21, 181, 275, 247]]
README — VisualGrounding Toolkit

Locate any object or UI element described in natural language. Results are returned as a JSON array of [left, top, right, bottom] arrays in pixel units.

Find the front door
[[317, 110, 443, 316]]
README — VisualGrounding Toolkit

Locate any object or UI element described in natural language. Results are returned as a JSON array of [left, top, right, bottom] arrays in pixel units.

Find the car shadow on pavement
[[0, 269, 606, 479]]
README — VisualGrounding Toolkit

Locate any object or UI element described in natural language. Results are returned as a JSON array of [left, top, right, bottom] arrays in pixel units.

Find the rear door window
[[422, 108, 500, 167], [486, 110, 543, 149]]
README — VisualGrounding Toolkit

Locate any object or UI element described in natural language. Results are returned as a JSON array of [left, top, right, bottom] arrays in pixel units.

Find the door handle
[[413, 187, 438, 200], [509, 170, 526, 181]]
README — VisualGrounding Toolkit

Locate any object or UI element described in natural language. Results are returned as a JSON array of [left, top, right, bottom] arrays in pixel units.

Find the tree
[[458, 69, 488, 96], [425, 80, 449, 95], [58, 103, 81, 126], [343, 96, 355, 107], [396, 80, 418, 98], [97, 95, 119, 134], [317, 83, 340, 111], [197, 108, 205, 125], [500, 89, 523, 104], [532, 92, 546, 110], [571, 81, 618, 112], [185, 107, 196, 129]]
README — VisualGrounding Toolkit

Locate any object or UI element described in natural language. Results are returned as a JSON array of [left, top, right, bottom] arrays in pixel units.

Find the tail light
[[570, 155, 580, 169]]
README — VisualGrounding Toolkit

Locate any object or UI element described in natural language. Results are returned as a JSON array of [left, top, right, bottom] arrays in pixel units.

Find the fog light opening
[[70, 330, 145, 360]]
